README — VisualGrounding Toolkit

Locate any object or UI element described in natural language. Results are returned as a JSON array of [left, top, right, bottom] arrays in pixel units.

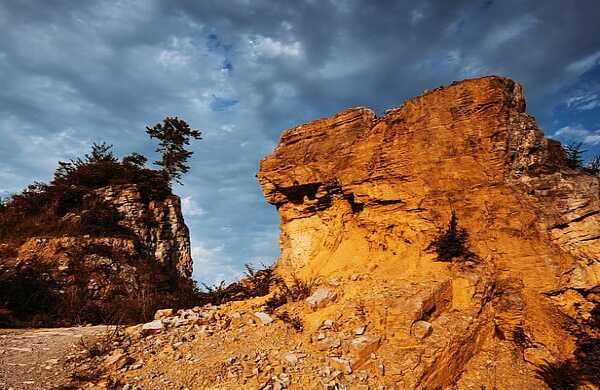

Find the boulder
[[306, 287, 337, 310], [141, 320, 164, 335]]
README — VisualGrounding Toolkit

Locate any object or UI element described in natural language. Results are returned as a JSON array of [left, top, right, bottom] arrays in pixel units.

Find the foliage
[[200, 263, 278, 306], [427, 211, 474, 262], [264, 274, 315, 312], [586, 153, 600, 175], [536, 360, 581, 390], [0, 143, 171, 243], [276, 311, 304, 332], [564, 142, 585, 170], [146, 117, 202, 185]]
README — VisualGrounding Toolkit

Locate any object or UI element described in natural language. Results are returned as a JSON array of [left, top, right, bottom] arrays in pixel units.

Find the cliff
[[0, 184, 194, 326], [256, 76, 599, 388], [66, 76, 599, 390]]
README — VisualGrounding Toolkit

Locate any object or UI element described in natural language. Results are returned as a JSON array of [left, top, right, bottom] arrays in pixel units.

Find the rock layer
[[258, 76, 600, 388]]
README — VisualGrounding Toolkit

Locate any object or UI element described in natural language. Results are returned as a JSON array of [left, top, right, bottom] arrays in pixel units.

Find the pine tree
[[564, 142, 585, 169], [146, 117, 202, 184]]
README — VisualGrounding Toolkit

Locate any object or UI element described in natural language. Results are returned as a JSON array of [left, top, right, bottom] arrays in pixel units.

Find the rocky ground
[[0, 325, 109, 389]]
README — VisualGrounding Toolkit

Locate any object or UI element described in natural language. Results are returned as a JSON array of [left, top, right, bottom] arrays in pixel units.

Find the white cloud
[[554, 124, 600, 145], [566, 50, 600, 75], [484, 15, 539, 49], [249, 36, 302, 58], [191, 240, 241, 285], [565, 92, 600, 111], [181, 195, 205, 217], [157, 37, 194, 68]]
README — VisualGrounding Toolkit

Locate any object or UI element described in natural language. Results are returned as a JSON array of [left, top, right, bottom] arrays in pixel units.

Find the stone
[[154, 309, 174, 320], [283, 352, 298, 366], [254, 312, 274, 325], [105, 350, 133, 369], [257, 76, 600, 387], [306, 287, 337, 310], [141, 320, 164, 335], [322, 319, 334, 329], [354, 325, 367, 335], [411, 320, 433, 339], [329, 357, 352, 374], [350, 335, 381, 365]]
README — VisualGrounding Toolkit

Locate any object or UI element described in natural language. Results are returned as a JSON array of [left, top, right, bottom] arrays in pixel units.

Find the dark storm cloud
[[1, 0, 600, 282]]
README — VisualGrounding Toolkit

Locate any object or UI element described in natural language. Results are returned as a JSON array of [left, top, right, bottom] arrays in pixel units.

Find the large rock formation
[[0, 184, 193, 326], [257, 76, 600, 388]]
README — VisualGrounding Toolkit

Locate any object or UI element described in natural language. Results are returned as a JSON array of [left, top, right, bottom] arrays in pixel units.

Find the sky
[[1, 0, 600, 284]]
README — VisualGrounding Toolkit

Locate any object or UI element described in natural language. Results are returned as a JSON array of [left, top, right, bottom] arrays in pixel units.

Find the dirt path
[[0, 326, 109, 390]]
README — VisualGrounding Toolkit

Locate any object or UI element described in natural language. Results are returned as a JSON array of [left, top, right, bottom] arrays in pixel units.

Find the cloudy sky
[[1, 0, 600, 284]]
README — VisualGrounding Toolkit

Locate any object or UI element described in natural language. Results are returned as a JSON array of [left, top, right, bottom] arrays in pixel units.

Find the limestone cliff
[[257, 76, 600, 388], [0, 184, 193, 326]]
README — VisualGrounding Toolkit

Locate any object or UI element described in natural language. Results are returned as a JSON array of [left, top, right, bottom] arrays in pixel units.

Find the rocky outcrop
[[0, 184, 193, 326], [94, 185, 192, 279], [60, 76, 599, 390], [257, 76, 600, 388]]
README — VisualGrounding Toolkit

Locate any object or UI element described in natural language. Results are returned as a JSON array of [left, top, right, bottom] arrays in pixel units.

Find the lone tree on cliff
[[146, 117, 202, 185], [564, 142, 585, 169]]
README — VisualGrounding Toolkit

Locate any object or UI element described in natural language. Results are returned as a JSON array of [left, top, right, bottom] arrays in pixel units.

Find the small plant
[[276, 311, 303, 332], [536, 360, 581, 390], [586, 153, 600, 175], [78, 324, 121, 358], [564, 142, 585, 170], [427, 211, 474, 262], [264, 274, 315, 312]]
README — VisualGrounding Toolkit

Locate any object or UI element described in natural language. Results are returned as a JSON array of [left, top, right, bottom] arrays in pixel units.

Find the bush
[[200, 263, 278, 306], [564, 142, 585, 170], [427, 211, 474, 262], [264, 274, 315, 312]]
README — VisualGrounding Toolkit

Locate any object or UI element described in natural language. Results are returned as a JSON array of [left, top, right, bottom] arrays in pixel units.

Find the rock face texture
[[0, 184, 193, 326], [258, 76, 600, 388], [94, 185, 193, 278]]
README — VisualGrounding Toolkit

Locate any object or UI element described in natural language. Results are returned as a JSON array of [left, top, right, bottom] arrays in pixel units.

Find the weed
[[427, 211, 475, 262], [276, 311, 304, 332]]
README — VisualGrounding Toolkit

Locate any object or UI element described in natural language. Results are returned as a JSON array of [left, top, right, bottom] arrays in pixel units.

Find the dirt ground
[[0, 326, 109, 390]]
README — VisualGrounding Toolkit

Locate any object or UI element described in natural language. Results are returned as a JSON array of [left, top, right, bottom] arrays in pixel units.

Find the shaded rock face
[[0, 184, 193, 326], [258, 76, 600, 388], [94, 185, 192, 279]]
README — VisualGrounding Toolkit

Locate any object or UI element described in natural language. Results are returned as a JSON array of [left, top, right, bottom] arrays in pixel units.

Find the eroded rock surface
[[257, 76, 599, 388]]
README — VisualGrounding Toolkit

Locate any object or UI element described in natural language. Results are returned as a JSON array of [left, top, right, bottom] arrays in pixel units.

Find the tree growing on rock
[[427, 211, 474, 262], [586, 153, 600, 176], [146, 117, 202, 185], [564, 142, 585, 170]]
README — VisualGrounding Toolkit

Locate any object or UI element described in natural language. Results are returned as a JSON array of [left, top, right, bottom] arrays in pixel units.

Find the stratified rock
[[258, 76, 600, 388], [1, 184, 194, 326]]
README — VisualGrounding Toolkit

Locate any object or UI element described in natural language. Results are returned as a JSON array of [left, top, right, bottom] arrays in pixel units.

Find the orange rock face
[[258, 76, 600, 388]]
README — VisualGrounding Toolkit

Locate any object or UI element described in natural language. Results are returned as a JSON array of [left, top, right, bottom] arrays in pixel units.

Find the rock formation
[[66, 76, 598, 390], [257, 76, 599, 388], [0, 184, 193, 326]]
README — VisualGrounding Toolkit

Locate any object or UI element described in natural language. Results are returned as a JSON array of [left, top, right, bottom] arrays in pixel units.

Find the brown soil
[[0, 326, 109, 390]]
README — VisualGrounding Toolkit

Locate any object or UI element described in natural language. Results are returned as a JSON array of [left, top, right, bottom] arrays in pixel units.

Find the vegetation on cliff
[[0, 117, 207, 327]]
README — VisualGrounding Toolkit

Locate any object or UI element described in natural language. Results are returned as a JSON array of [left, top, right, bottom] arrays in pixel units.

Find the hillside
[[0, 146, 197, 327]]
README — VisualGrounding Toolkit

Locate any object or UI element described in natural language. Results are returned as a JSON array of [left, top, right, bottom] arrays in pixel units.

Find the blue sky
[[1, 0, 599, 284]]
